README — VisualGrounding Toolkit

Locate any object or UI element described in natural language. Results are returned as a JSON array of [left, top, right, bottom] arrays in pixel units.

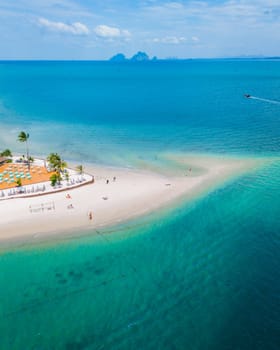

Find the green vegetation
[[64, 170, 70, 183], [76, 164, 84, 175], [47, 153, 67, 185], [16, 178, 22, 187], [17, 131, 30, 169], [50, 173, 61, 187], [47, 153, 67, 174], [0, 149, 12, 157]]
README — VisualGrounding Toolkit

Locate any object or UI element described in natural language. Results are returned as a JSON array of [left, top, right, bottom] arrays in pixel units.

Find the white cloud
[[94, 24, 131, 39], [38, 17, 89, 35], [191, 36, 199, 42], [143, 0, 280, 24], [165, 2, 184, 10], [153, 36, 187, 44]]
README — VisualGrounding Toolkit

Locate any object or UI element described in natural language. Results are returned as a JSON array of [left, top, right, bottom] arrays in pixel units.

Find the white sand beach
[[0, 155, 260, 243]]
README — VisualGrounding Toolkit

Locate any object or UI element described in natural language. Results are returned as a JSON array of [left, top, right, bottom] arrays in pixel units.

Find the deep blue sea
[[0, 60, 280, 349]]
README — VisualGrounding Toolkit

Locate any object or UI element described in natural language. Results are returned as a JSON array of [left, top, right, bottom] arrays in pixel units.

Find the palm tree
[[47, 153, 67, 184], [50, 173, 59, 187], [18, 131, 30, 169], [0, 149, 13, 157], [76, 164, 84, 175]]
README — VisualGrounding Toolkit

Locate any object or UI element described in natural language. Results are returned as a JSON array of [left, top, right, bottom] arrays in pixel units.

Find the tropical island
[[0, 132, 261, 244], [110, 51, 157, 62]]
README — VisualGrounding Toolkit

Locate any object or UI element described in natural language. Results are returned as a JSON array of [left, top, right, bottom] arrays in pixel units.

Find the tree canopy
[[17, 131, 29, 143], [47, 153, 67, 173], [0, 149, 12, 157], [17, 131, 30, 169]]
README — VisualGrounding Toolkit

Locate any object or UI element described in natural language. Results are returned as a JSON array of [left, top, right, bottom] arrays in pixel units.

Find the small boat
[[244, 94, 251, 98]]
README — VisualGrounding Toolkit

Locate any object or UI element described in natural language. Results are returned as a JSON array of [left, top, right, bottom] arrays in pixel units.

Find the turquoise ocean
[[0, 60, 280, 349]]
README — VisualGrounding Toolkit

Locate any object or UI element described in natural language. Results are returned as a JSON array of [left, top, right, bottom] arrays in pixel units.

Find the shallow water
[[0, 60, 280, 349]]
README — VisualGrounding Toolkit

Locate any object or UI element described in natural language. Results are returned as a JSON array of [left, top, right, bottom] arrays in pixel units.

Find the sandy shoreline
[[0, 155, 261, 245]]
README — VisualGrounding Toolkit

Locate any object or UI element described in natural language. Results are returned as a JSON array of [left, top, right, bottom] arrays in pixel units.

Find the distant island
[[110, 51, 157, 62], [109, 52, 280, 62]]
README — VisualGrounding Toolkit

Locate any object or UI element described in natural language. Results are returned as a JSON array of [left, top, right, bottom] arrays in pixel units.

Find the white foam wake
[[249, 96, 280, 105]]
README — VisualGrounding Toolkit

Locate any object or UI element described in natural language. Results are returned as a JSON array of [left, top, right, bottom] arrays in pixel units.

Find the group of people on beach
[[64, 174, 117, 221], [66, 192, 93, 221], [106, 176, 116, 184], [66, 193, 73, 209]]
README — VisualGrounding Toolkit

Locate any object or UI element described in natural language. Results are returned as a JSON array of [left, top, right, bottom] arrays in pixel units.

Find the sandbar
[[0, 154, 261, 244]]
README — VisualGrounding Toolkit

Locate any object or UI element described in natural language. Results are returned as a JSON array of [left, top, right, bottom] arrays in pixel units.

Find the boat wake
[[249, 96, 280, 105]]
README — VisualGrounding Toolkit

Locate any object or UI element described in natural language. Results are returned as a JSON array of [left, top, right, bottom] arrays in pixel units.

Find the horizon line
[[1, 57, 280, 62]]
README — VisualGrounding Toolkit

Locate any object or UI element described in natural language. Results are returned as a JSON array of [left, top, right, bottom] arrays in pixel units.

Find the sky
[[0, 0, 279, 60]]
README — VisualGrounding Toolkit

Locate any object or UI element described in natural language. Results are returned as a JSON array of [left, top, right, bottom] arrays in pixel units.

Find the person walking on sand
[[88, 211, 93, 221], [106, 179, 109, 184]]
